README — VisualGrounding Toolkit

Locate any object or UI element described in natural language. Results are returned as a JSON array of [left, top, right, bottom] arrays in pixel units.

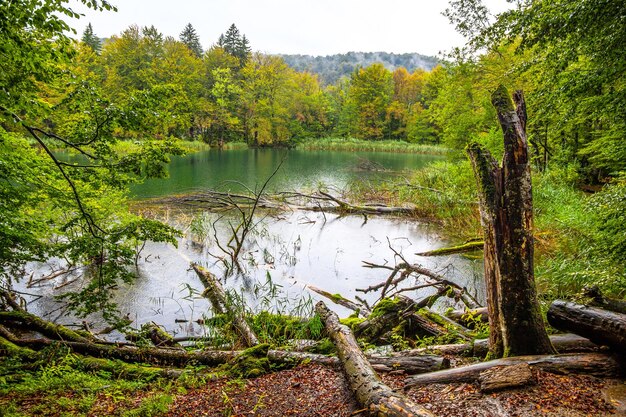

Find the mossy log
[[316, 301, 435, 417], [404, 353, 625, 388], [0, 310, 94, 343], [191, 263, 259, 347], [445, 307, 489, 327], [354, 296, 447, 344], [547, 300, 626, 354], [416, 241, 484, 257]]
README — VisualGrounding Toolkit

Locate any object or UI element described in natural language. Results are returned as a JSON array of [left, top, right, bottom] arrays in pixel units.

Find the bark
[[547, 300, 626, 354], [316, 301, 435, 417], [191, 263, 259, 347], [466, 86, 554, 358], [404, 353, 625, 388], [478, 363, 535, 393]]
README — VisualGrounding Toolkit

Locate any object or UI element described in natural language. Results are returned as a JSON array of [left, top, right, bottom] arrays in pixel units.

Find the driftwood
[[466, 86, 554, 357], [478, 363, 535, 393], [316, 301, 435, 417], [404, 353, 625, 388], [547, 300, 626, 354], [191, 263, 259, 347], [305, 283, 370, 317]]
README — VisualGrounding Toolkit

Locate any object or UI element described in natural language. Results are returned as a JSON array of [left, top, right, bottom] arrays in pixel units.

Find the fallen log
[[191, 263, 259, 347], [400, 333, 601, 359], [478, 363, 535, 393], [445, 307, 489, 327], [416, 241, 484, 257], [582, 286, 626, 315], [316, 301, 435, 417], [547, 300, 626, 354], [404, 353, 624, 388], [305, 284, 370, 317]]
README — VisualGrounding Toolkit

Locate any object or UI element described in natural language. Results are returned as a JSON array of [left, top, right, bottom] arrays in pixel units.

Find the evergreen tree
[[81, 22, 102, 53], [179, 23, 203, 57], [216, 24, 250, 68]]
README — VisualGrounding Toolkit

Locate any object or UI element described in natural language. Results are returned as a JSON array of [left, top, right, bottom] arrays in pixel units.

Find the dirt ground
[[165, 364, 626, 417]]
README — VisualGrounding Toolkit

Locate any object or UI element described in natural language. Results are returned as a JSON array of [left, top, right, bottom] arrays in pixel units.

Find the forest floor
[[51, 363, 622, 417], [160, 364, 625, 417]]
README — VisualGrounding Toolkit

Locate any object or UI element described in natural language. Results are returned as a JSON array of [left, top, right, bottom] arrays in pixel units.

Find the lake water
[[21, 148, 484, 338]]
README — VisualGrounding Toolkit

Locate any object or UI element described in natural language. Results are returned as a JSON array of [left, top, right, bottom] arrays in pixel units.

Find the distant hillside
[[279, 52, 440, 85]]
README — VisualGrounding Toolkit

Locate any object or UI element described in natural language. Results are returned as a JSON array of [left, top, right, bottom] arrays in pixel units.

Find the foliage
[[179, 23, 203, 58], [81, 23, 102, 53]]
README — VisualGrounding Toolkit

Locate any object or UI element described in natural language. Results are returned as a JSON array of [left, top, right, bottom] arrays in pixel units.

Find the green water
[[131, 148, 443, 198]]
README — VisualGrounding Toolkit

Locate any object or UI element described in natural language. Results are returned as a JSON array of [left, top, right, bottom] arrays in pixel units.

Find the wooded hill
[[279, 52, 440, 84]]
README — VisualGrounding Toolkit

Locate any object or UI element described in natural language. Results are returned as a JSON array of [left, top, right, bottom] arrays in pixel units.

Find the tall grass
[[363, 160, 626, 298], [295, 137, 449, 154]]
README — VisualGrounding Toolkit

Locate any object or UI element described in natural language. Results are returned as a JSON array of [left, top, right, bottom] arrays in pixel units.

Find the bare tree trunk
[[316, 301, 435, 417], [191, 263, 259, 347], [466, 86, 554, 358]]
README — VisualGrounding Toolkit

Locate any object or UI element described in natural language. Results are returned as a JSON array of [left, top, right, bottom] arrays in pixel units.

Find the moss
[[304, 338, 336, 355], [339, 315, 365, 331], [223, 343, 271, 378], [369, 297, 403, 318]]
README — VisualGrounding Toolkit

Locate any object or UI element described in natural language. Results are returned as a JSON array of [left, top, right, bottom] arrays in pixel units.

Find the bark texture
[[316, 301, 435, 417], [547, 300, 626, 354], [466, 86, 554, 358]]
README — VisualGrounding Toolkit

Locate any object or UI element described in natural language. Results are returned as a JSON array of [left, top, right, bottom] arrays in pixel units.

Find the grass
[[347, 158, 626, 299], [295, 137, 449, 154]]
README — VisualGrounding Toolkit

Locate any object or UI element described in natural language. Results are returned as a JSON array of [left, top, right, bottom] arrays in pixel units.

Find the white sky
[[67, 0, 511, 57]]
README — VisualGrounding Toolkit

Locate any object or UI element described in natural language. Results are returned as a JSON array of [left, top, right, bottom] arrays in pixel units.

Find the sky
[[68, 0, 512, 57]]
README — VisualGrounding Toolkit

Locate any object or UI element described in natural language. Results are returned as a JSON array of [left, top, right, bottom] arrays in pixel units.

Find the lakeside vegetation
[[1, 0, 626, 415]]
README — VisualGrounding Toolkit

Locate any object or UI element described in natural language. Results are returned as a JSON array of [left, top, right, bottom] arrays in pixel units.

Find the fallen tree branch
[[316, 301, 436, 417], [416, 240, 484, 257]]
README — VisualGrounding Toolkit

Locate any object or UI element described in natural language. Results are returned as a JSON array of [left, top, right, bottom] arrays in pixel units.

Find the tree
[[1, 1, 182, 321], [81, 23, 102, 53], [467, 86, 555, 358], [217, 24, 250, 68], [179, 23, 203, 57]]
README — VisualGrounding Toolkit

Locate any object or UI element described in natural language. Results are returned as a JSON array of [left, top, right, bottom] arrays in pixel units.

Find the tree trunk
[[316, 301, 435, 417], [404, 353, 624, 388], [191, 263, 259, 347], [466, 86, 554, 358], [547, 300, 626, 354]]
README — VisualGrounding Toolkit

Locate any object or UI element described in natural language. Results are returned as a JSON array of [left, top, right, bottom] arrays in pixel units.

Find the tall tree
[[81, 22, 102, 53], [179, 23, 203, 57], [217, 24, 250, 68]]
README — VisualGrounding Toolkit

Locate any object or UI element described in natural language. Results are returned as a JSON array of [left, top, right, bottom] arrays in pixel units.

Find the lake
[[22, 148, 484, 338]]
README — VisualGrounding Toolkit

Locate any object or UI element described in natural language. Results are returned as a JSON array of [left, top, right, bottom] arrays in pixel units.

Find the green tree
[[1, 2, 182, 320], [179, 23, 203, 57], [217, 24, 250, 68], [81, 22, 102, 53]]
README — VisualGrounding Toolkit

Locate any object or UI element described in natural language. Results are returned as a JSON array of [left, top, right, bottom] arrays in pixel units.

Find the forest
[[1, 0, 625, 416]]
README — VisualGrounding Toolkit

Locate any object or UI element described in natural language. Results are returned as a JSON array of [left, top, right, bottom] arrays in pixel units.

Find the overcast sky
[[68, 0, 511, 57]]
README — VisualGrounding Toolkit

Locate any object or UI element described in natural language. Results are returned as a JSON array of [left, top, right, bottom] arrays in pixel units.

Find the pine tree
[[81, 23, 102, 53], [216, 24, 250, 68], [179, 23, 203, 57]]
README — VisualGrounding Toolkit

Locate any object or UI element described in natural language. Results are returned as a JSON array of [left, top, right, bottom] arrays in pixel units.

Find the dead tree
[[466, 86, 554, 358], [316, 301, 435, 417]]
